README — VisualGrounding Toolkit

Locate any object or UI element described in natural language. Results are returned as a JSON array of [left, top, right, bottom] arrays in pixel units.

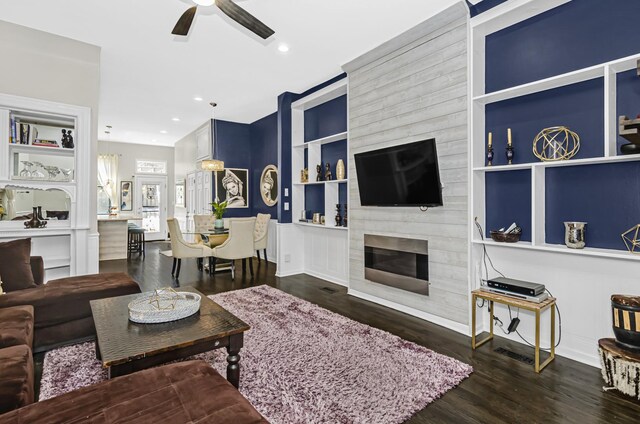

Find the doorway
[[135, 176, 167, 241]]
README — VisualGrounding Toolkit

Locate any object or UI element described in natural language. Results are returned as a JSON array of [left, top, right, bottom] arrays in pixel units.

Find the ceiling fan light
[[201, 159, 225, 172], [193, 0, 215, 6]]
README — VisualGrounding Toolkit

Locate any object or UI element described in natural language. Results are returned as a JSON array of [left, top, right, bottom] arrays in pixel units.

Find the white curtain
[[97, 154, 119, 209]]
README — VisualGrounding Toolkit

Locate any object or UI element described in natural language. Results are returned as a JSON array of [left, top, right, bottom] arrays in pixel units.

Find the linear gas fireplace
[[364, 234, 429, 296]]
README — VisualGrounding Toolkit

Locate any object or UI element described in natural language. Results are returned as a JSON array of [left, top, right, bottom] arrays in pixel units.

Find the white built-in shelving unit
[[282, 79, 350, 285], [469, 0, 640, 262], [0, 93, 95, 280]]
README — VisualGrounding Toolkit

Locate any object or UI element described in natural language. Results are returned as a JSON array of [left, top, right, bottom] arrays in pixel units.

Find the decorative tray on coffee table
[[128, 288, 201, 324]]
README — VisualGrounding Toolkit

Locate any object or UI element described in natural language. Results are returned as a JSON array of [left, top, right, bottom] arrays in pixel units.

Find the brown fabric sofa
[[0, 259, 140, 352], [0, 306, 35, 415], [0, 360, 268, 424]]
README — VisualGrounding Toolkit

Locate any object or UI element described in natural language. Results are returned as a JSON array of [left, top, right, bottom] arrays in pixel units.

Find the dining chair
[[254, 213, 271, 263], [211, 217, 256, 280], [166, 218, 214, 278]]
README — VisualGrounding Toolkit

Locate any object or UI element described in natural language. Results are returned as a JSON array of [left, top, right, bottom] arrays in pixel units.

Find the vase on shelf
[[336, 159, 345, 180], [24, 207, 46, 229], [214, 219, 224, 229]]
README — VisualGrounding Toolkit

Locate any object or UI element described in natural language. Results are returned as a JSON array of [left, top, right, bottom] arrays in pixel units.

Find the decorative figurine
[[506, 128, 514, 165], [62, 129, 74, 149], [335, 204, 342, 227], [316, 164, 322, 181], [487, 132, 494, 166], [301, 168, 309, 183], [342, 203, 348, 227], [24, 207, 47, 229], [325, 162, 332, 181], [336, 159, 345, 180]]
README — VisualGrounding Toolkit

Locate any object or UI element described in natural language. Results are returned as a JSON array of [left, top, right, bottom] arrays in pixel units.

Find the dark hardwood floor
[[97, 242, 640, 423]]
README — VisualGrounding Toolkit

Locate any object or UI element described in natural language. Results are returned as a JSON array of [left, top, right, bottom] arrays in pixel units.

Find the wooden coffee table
[[90, 287, 250, 388]]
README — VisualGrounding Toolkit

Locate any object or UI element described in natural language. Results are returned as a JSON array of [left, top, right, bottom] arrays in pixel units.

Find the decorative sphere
[[533, 126, 580, 162]]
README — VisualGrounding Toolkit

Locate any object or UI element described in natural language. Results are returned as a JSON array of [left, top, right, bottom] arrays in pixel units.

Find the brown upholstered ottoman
[[0, 345, 34, 415], [0, 306, 34, 349], [0, 360, 268, 423], [0, 273, 140, 352]]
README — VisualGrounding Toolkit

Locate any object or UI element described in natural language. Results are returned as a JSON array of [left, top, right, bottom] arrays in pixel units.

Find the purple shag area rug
[[40, 285, 472, 423]]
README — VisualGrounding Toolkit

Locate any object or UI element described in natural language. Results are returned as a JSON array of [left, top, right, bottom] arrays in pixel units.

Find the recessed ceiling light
[[194, 96, 203, 102], [278, 43, 290, 53], [172, 117, 180, 122], [160, 130, 168, 134]]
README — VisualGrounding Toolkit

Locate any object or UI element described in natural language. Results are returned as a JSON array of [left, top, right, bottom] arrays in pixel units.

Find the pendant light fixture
[[201, 102, 224, 172]]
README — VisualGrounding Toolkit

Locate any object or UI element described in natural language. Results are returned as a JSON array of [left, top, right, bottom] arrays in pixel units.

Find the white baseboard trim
[[275, 268, 305, 278], [348, 289, 470, 335], [304, 270, 349, 287]]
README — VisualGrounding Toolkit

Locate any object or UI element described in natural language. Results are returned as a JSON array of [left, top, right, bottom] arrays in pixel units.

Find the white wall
[[0, 20, 100, 233], [173, 125, 199, 225], [97, 140, 175, 218]]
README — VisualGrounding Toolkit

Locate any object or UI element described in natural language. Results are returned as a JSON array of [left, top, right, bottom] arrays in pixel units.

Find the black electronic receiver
[[487, 277, 545, 297]]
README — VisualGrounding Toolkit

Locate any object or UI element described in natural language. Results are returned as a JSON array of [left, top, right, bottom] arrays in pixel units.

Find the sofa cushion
[[0, 345, 34, 415], [0, 239, 35, 292], [0, 306, 34, 349], [0, 360, 267, 423]]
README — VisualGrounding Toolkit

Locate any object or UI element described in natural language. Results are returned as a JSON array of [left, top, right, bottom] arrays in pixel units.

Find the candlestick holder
[[487, 145, 494, 166], [506, 144, 514, 164]]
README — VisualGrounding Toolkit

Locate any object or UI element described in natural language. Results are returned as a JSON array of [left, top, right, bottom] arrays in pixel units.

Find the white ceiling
[[2, 0, 461, 146]]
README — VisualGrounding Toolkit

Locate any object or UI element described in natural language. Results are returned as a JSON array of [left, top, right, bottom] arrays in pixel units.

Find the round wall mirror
[[260, 165, 278, 207]]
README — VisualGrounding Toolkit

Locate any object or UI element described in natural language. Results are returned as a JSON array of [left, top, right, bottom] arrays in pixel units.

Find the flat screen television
[[354, 139, 443, 207]]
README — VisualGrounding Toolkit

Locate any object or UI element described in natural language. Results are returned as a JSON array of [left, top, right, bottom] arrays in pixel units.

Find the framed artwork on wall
[[175, 179, 185, 207], [120, 181, 133, 211], [215, 168, 249, 208], [260, 164, 278, 207]]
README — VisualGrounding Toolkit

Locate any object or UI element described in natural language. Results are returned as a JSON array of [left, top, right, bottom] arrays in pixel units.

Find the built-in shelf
[[293, 179, 347, 186], [474, 153, 640, 172], [9, 144, 75, 156], [293, 131, 348, 149], [295, 222, 348, 231], [473, 239, 640, 261], [473, 52, 640, 104]]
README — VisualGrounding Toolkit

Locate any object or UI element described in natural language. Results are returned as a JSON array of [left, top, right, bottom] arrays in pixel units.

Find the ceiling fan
[[172, 0, 275, 39]]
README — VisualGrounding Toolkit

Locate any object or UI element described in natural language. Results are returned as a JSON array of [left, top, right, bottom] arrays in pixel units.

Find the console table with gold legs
[[471, 289, 557, 373]]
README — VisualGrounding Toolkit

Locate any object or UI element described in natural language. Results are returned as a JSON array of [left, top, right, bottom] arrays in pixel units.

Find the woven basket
[[128, 290, 201, 324], [490, 231, 521, 243]]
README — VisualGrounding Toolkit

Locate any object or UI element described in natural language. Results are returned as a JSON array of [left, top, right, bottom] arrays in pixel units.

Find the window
[[97, 186, 111, 215], [136, 160, 167, 174]]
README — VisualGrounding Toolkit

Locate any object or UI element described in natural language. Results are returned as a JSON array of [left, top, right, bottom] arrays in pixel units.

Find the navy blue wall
[[485, 0, 640, 92], [467, 0, 508, 17], [250, 113, 278, 218], [304, 95, 348, 142], [485, 170, 532, 242], [321, 139, 348, 179], [485, 78, 604, 165], [214, 119, 253, 218], [546, 163, 640, 249]]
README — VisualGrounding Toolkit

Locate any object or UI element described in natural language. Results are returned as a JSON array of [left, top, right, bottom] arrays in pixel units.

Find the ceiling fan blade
[[172, 6, 198, 36], [215, 0, 275, 39]]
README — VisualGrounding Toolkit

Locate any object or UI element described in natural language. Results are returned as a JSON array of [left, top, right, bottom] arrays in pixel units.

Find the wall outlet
[[284, 188, 289, 197], [284, 202, 290, 211], [284, 254, 291, 262]]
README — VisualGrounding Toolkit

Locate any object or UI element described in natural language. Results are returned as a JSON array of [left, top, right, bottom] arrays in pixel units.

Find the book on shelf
[[11, 121, 39, 145], [32, 139, 59, 147]]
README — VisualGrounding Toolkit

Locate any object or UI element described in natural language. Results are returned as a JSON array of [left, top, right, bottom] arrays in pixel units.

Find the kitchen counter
[[98, 216, 142, 260]]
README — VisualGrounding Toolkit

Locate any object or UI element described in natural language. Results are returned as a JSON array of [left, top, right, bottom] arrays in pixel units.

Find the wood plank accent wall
[[342, 2, 469, 325]]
